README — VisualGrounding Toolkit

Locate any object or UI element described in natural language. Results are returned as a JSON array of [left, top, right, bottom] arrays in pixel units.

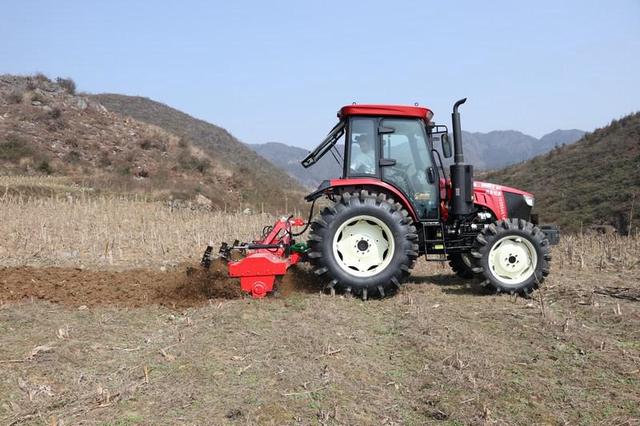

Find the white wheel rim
[[332, 215, 395, 278], [488, 235, 538, 285]]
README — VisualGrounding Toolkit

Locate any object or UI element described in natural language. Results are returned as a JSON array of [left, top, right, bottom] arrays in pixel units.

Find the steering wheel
[[386, 163, 416, 195]]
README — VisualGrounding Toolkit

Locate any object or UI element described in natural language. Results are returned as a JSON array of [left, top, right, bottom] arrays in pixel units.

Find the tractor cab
[[302, 104, 451, 221]]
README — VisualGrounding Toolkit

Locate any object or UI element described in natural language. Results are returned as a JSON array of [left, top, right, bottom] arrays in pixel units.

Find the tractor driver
[[351, 133, 375, 174]]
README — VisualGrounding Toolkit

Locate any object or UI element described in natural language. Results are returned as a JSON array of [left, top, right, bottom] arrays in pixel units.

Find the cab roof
[[339, 104, 433, 120]]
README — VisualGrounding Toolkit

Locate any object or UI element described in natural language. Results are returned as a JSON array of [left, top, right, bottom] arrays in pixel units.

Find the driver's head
[[356, 134, 372, 153]]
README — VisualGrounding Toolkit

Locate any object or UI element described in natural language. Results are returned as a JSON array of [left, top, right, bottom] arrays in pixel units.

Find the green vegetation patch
[[0, 135, 34, 161]]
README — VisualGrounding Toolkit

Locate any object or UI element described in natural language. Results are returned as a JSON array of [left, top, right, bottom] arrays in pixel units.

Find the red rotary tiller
[[201, 216, 309, 298]]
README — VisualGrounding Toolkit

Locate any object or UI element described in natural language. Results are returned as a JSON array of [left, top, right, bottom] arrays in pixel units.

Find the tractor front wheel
[[447, 253, 475, 279], [307, 190, 419, 299], [470, 219, 551, 296]]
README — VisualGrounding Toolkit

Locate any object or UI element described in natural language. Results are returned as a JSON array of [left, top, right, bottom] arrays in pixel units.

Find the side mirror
[[441, 134, 452, 158]]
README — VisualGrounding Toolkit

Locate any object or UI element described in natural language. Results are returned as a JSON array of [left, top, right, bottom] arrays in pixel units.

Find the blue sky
[[2, 0, 639, 148]]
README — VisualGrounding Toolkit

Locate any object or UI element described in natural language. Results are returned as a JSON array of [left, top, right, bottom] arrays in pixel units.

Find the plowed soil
[[0, 260, 243, 309], [276, 265, 322, 296]]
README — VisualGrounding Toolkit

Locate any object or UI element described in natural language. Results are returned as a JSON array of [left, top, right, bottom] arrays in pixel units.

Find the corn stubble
[[1, 189, 638, 271]]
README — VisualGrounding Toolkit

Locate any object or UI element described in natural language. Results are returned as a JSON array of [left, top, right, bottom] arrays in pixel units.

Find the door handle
[[427, 167, 436, 184]]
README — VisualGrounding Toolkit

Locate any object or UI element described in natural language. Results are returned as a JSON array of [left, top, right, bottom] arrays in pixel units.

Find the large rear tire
[[307, 190, 419, 299], [470, 219, 551, 296]]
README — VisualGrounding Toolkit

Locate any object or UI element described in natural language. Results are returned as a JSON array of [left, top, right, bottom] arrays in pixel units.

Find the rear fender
[[305, 178, 419, 222]]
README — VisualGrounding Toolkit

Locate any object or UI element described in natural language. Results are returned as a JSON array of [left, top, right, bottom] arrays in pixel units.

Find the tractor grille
[[504, 191, 532, 220]]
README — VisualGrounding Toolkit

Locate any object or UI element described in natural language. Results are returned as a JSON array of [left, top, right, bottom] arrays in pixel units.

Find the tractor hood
[[472, 180, 535, 221], [473, 180, 533, 198]]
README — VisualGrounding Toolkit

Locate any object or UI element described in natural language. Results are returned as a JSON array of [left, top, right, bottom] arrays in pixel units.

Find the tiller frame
[[201, 217, 308, 298]]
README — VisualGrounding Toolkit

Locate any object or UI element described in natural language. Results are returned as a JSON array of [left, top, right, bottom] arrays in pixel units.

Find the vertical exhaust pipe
[[452, 98, 467, 164], [449, 98, 474, 218]]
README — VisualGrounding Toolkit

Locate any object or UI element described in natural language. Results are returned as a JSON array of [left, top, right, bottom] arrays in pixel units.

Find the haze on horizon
[[1, 0, 638, 149]]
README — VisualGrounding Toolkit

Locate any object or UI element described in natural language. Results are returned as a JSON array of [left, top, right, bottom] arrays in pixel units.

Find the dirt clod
[[276, 265, 321, 297], [178, 260, 242, 301]]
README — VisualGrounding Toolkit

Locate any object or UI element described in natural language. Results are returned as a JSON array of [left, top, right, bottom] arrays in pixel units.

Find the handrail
[[301, 120, 345, 168]]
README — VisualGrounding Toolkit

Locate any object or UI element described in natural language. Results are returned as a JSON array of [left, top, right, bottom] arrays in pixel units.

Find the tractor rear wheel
[[447, 253, 475, 279], [470, 219, 550, 296], [307, 190, 419, 299]]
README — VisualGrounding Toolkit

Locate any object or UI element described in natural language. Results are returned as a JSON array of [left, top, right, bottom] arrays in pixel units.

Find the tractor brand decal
[[473, 186, 507, 219], [474, 181, 500, 190]]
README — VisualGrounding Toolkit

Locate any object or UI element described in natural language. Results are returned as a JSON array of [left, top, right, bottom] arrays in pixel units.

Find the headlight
[[523, 195, 535, 207]]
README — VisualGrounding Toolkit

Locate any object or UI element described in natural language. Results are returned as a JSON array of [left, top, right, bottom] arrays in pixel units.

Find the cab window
[[348, 117, 376, 176]]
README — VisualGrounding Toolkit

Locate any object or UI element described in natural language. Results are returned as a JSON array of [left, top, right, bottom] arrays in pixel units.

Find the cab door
[[379, 118, 439, 220]]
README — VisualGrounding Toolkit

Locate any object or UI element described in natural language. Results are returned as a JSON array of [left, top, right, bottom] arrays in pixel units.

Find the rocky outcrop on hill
[[0, 74, 305, 211]]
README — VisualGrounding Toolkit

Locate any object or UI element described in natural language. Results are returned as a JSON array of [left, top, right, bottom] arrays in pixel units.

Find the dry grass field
[[0, 184, 272, 270], [1, 180, 639, 425]]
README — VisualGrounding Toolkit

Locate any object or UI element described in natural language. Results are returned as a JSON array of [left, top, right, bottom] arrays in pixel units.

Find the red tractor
[[204, 99, 559, 299]]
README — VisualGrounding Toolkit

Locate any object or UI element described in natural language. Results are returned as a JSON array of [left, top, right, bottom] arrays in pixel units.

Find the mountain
[[484, 112, 640, 233], [89, 94, 306, 211], [250, 129, 585, 188], [459, 130, 538, 169], [249, 142, 343, 189], [459, 129, 585, 170], [537, 129, 586, 155], [0, 74, 305, 211]]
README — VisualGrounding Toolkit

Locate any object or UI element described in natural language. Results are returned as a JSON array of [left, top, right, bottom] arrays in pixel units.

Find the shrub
[[99, 152, 112, 167], [64, 138, 78, 148], [6, 89, 24, 104], [177, 149, 194, 169], [0, 135, 33, 161], [25, 79, 37, 90], [195, 158, 210, 173], [44, 108, 67, 131], [178, 149, 210, 174], [48, 107, 62, 119], [139, 136, 168, 152], [56, 77, 76, 95], [36, 160, 53, 174], [65, 150, 81, 163], [34, 72, 50, 83]]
